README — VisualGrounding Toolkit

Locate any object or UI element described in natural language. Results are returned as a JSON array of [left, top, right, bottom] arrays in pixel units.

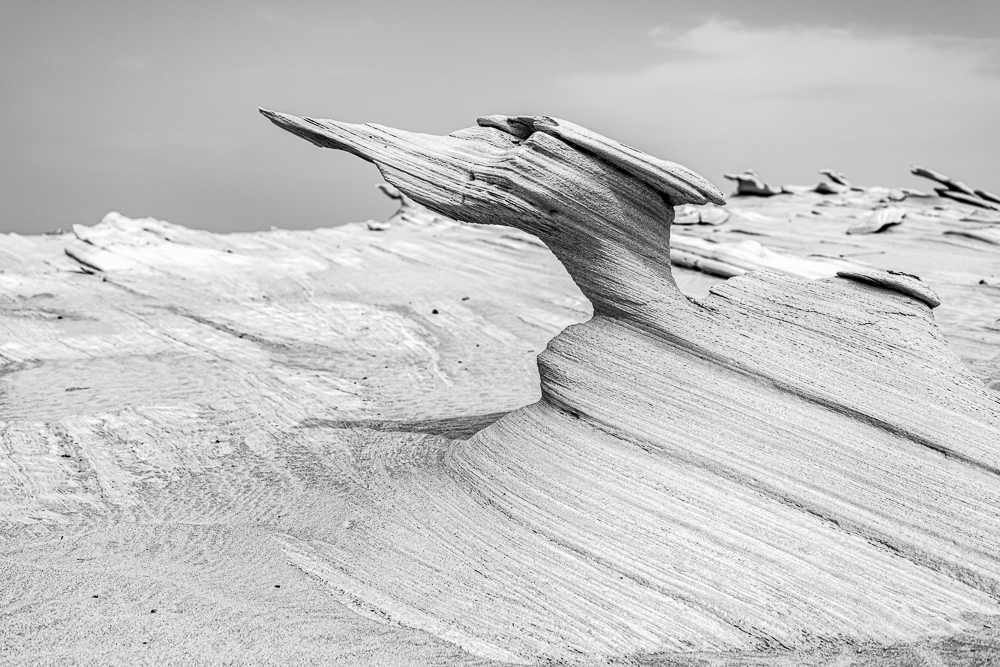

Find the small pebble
[[432, 309, 439, 314]]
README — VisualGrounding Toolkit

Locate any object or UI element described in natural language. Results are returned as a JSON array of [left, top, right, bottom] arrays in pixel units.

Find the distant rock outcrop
[[669, 235, 865, 278], [672, 202, 730, 225], [724, 168, 917, 203], [724, 168, 783, 196], [818, 168, 853, 187], [263, 108, 1000, 663], [945, 227, 1000, 245], [847, 205, 907, 234], [912, 165, 1000, 211]]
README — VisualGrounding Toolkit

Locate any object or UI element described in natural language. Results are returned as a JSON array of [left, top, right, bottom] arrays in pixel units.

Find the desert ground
[[2, 113, 999, 665]]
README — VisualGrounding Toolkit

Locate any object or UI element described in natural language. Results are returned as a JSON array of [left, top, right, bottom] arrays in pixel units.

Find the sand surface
[[2, 130, 1000, 663]]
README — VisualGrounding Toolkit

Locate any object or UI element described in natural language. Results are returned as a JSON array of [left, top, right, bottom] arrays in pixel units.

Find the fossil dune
[[1, 112, 999, 665], [257, 110, 1000, 662]]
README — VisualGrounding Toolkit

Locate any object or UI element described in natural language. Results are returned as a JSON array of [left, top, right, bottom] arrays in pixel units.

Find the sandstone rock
[[818, 169, 853, 187], [976, 189, 1000, 205], [836, 268, 940, 308], [261, 108, 1000, 663], [4, 112, 999, 666], [936, 187, 1000, 211], [670, 234, 864, 279], [945, 227, 1000, 245], [847, 206, 907, 234], [673, 202, 731, 226], [813, 180, 849, 195], [912, 165, 1000, 211], [723, 169, 783, 197], [912, 165, 979, 197]]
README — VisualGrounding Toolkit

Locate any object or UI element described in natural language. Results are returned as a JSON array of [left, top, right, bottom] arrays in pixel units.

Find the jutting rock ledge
[[261, 108, 1000, 663]]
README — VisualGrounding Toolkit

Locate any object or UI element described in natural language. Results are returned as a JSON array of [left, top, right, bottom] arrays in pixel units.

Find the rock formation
[[3, 115, 999, 666], [669, 234, 864, 278], [723, 168, 783, 196], [846, 205, 907, 234], [912, 165, 1000, 211], [725, 169, 915, 203], [802, 170, 919, 202], [945, 226, 1000, 245], [672, 202, 730, 226], [811, 169, 856, 196], [818, 169, 852, 187], [261, 109, 1000, 663]]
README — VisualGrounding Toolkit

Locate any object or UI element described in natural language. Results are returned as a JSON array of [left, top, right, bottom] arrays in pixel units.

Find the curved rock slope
[[263, 110, 1000, 663]]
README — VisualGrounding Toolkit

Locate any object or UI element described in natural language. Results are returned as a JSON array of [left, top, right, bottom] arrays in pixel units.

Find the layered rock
[[846, 205, 907, 234], [724, 168, 782, 197], [912, 165, 1000, 211], [262, 109, 1000, 663], [2, 111, 998, 666]]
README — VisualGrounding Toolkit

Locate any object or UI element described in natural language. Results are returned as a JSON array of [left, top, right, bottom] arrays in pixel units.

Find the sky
[[2, 0, 999, 234]]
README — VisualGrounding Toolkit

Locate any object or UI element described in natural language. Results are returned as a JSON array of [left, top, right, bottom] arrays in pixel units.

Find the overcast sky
[[3, 1, 999, 234]]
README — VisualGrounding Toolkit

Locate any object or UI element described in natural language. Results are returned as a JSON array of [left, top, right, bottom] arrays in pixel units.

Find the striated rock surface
[[259, 109, 1000, 663], [668, 234, 865, 279], [2, 113, 999, 665], [846, 205, 907, 235], [912, 165, 1000, 211]]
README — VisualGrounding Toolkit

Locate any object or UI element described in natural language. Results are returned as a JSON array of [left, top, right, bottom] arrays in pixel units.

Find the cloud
[[558, 20, 1000, 189]]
